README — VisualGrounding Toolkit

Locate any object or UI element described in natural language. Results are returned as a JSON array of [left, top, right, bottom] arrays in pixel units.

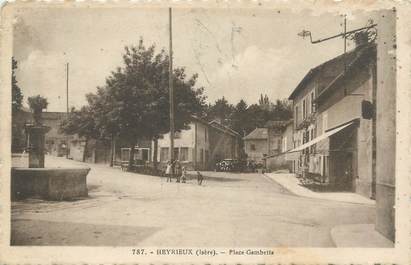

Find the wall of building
[[208, 127, 238, 168], [293, 81, 316, 129], [268, 129, 282, 156], [156, 122, 196, 163], [155, 121, 214, 170], [244, 139, 267, 163], [68, 138, 86, 162], [266, 153, 292, 172], [282, 123, 294, 152], [194, 122, 209, 170], [375, 9, 396, 242], [315, 59, 374, 198], [41, 112, 72, 157]]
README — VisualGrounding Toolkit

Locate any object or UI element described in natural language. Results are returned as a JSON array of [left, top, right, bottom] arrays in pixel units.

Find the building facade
[[243, 128, 269, 164], [287, 42, 377, 198], [264, 120, 294, 171], [155, 117, 240, 170], [11, 110, 73, 157]]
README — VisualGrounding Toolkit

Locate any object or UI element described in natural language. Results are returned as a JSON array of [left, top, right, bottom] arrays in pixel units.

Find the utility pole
[[65, 62, 69, 159], [169, 7, 175, 163], [343, 14, 347, 54]]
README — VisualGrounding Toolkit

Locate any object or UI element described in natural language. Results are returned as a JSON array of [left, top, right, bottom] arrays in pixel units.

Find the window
[[302, 99, 306, 120], [322, 112, 328, 133], [307, 95, 311, 115], [160, 147, 169, 162], [311, 91, 315, 113], [295, 106, 299, 125], [205, 128, 208, 142], [174, 131, 181, 139], [180, 147, 189, 161], [142, 149, 149, 161], [200, 148, 204, 163], [205, 150, 209, 164], [250, 144, 256, 151], [174, 148, 179, 160]]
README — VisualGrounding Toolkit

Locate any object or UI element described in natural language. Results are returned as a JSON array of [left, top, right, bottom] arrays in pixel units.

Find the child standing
[[181, 166, 187, 183], [196, 171, 204, 185], [165, 161, 172, 182]]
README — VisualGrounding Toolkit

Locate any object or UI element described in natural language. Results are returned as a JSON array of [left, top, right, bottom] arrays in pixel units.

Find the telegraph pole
[[66, 62, 69, 158], [66, 63, 69, 113], [169, 7, 175, 162], [343, 14, 347, 54]]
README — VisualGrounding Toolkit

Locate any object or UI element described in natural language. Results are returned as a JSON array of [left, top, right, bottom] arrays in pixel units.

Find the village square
[[9, 7, 397, 248]]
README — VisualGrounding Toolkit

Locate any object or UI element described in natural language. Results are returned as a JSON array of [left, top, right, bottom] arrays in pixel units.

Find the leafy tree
[[271, 99, 293, 121], [12, 58, 23, 113], [61, 39, 206, 169], [206, 97, 234, 126], [230, 99, 248, 135], [11, 58, 25, 152], [60, 97, 99, 162], [258, 93, 270, 110]]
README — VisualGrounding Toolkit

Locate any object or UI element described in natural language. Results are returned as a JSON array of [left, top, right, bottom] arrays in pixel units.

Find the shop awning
[[288, 121, 355, 153]]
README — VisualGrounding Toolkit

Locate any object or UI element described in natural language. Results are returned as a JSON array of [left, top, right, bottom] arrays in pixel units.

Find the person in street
[[181, 166, 187, 183], [171, 159, 176, 181], [175, 160, 182, 183], [196, 171, 204, 185], [165, 161, 172, 182]]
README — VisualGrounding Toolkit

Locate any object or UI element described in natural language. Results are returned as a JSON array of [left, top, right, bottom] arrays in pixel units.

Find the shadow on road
[[11, 219, 160, 246]]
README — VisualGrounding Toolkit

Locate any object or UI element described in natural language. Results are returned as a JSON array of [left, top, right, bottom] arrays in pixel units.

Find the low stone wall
[[265, 153, 292, 172], [11, 167, 90, 201]]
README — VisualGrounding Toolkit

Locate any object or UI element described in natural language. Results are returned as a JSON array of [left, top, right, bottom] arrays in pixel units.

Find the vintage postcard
[[0, 1, 410, 264]]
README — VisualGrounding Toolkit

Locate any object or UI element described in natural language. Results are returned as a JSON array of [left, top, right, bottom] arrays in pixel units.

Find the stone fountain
[[11, 96, 90, 201]]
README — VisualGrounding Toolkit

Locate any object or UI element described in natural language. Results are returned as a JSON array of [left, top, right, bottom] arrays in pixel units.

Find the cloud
[[207, 45, 299, 104], [17, 50, 82, 111]]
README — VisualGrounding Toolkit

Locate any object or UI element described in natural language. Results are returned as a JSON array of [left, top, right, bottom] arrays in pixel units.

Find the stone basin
[[11, 167, 90, 201]]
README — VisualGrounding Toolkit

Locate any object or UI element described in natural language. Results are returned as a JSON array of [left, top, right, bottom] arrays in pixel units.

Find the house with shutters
[[155, 116, 240, 170], [287, 40, 377, 198], [243, 120, 290, 166]]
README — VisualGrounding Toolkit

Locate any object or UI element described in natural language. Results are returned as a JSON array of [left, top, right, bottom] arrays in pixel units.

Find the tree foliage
[[205, 97, 234, 126], [61, 38, 206, 150], [206, 95, 292, 137], [12, 57, 23, 113]]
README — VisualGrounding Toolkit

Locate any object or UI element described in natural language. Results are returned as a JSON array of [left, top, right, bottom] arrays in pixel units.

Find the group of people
[[164, 160, 204, 185]]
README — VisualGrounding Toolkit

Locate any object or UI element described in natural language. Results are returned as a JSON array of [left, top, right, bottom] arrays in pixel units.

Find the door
[[343, 153, 354, 191]]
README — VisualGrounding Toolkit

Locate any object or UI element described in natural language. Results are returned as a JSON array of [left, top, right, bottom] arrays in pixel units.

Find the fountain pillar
[[26, 125, 49, 168]]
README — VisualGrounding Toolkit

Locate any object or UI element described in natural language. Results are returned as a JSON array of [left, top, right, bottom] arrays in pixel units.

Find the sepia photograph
[[1, 1, 409, 264]]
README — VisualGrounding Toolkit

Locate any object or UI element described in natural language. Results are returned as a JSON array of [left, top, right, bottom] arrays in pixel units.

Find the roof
[[243, 128, 268, 140], [191, 115, 240, 138], [208, 120, 240, 137], [288, 44, 373, 100], [264, 120, 293, 129], [315, 43, 376, 103]]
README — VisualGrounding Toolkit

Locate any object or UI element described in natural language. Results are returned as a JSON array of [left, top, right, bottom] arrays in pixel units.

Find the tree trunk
[[82, 137, 88, 163], [110, 134, 114, 167], [128, 142, 136, 172], [153, 137, 158, 170]]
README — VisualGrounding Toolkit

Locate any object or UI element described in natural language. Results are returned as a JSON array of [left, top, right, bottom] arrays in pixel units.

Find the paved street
[[11, 155, 376, 247]]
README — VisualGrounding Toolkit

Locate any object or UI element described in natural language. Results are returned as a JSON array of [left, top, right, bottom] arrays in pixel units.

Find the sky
[[12, 6, 376, 112]]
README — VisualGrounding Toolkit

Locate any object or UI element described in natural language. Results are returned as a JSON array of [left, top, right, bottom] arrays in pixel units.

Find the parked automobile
[[215, 159, 246, 172]]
